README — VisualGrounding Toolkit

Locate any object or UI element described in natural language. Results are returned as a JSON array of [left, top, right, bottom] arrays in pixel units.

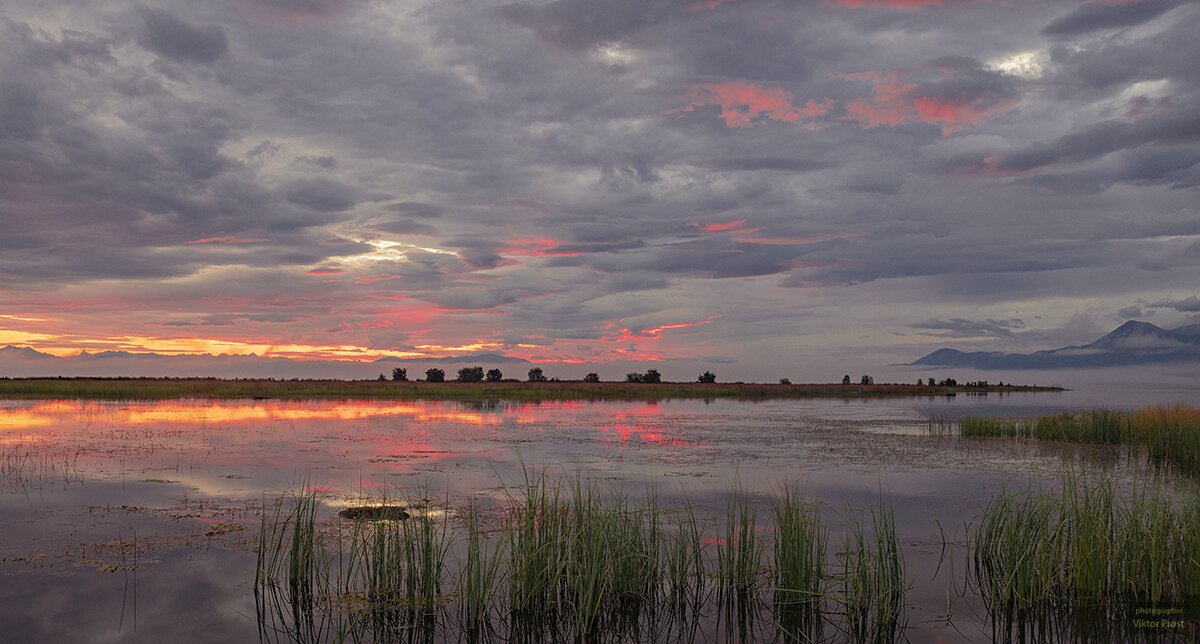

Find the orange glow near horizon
[[1, 399, 513, 429], [1, 308, 720, 366]]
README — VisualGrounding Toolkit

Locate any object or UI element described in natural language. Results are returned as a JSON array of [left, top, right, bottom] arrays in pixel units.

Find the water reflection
[[0, 395, 1197, 642]]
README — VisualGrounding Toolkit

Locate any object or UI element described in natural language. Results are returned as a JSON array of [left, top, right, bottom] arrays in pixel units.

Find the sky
[[1, 0, 1198, 381]]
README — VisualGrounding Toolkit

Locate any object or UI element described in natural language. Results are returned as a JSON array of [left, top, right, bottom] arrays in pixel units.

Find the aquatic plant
[[716, 487, 762, 602], [771, 484, 826, 641], [973, 474, 1200, 612], [841, 501, 906, 643], [950, 405, 1200, 478], [253, 475, 921, 642]]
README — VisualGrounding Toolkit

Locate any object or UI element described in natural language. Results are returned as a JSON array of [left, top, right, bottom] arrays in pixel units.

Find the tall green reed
[[841, 501, 906, 643]]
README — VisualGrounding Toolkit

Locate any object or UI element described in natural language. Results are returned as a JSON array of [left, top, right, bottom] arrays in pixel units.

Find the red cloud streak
[[678, 83, 831, 128], [829, 0, 945, 7], [185, 236, 268, 245], [838, 70, 1018, 135]]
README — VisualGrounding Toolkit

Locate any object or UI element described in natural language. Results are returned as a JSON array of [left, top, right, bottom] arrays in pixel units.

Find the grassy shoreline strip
[[0, 377, 1063, 401]]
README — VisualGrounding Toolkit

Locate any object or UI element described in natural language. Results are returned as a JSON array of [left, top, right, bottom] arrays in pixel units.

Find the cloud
[[385, 202, 442, 218], [838, 64, 1020, 135], [284, 178, 358, 212], [1117, 305, 1148, 319], [3, 0, 1200, 379], [498, 0, 681, 51], [830, 0, 945, 7], [911, 317, 1026, 337], [676, 83, 831, 128], [1042, 0, 1186, 37], [952, 101, 1200, 186], [1150, 296, 1200, 312], [696, 157, 834, 172], [138, 8, 228, 64]]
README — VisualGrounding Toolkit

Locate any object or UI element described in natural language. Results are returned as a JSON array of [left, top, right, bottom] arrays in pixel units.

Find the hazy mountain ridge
[[0, 346, 533, 379], [913, 321, 1200, 369]]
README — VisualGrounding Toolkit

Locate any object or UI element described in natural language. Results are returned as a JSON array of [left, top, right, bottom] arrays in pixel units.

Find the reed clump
[[841, 501, 906, 643], [254, 476, 920, 642], [973, 474, 1200, 612], [949, 405, 1200, 478]]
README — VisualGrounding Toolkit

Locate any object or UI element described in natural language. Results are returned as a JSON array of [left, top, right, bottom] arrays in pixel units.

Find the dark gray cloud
[[1042, 0, 1185, 37], [284, 178, 357, 212], [697, 157, 833, 172], [385, 202, 442, 218], [138, 7, 228, 64], [370, 218, 438, 236], [1118, 305, 1148, 320], [912, 318, 1026, 338], [296, 155, 338, 169], [1151, 296, 1200, 313], [497, 0, 686, 51]]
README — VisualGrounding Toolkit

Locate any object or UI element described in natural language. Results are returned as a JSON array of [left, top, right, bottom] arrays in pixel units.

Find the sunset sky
[[1, 0, 1198, 380]]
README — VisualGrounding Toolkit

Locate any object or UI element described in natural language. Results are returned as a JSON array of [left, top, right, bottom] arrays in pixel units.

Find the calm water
[[0, 390, 1194, 642]]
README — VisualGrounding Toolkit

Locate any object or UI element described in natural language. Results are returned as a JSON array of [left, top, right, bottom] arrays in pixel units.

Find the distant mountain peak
[[913, 321, 1200, 370], [0, 345, 56, 359]]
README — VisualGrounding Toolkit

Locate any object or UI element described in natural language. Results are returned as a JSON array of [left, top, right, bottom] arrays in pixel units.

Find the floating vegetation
[[938, 405, 1200, 478], [336, 506, 411, 521], [253, 476, 913, 643]]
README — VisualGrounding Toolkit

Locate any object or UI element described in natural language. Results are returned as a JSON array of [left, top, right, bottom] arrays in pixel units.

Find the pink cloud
[[698, 219, 747, 233], [677, 83, 830, 128], [499, 237, 584, 257], [828, 0, 945, 7], [837, 70, 1018, 135], [185, 236, 268, 245], [915, 96, 1019, 135]]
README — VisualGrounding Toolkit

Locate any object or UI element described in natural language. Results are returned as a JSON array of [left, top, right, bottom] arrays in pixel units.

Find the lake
[[1, 388, 1196, 642]]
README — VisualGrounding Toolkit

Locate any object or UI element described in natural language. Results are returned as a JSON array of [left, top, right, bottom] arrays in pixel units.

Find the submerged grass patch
[[942, 405, 1200, 478]]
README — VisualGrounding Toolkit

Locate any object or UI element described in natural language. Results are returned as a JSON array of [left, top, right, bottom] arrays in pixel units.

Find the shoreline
[[0, 377, 1067, 401]]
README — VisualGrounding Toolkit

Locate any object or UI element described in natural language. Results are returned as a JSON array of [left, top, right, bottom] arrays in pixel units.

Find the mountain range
[[0, 346, 530, 379], [913, 320, 1200, 369]]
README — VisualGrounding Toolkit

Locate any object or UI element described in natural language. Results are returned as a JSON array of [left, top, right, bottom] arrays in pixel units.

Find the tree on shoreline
[[457, 366, 484, 382], [486, 368, 503, 382], [391, 367, 407, 382], [527, 367, 547, 382], [425, 368, 445, 383], [698, 371, 716, 383]]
